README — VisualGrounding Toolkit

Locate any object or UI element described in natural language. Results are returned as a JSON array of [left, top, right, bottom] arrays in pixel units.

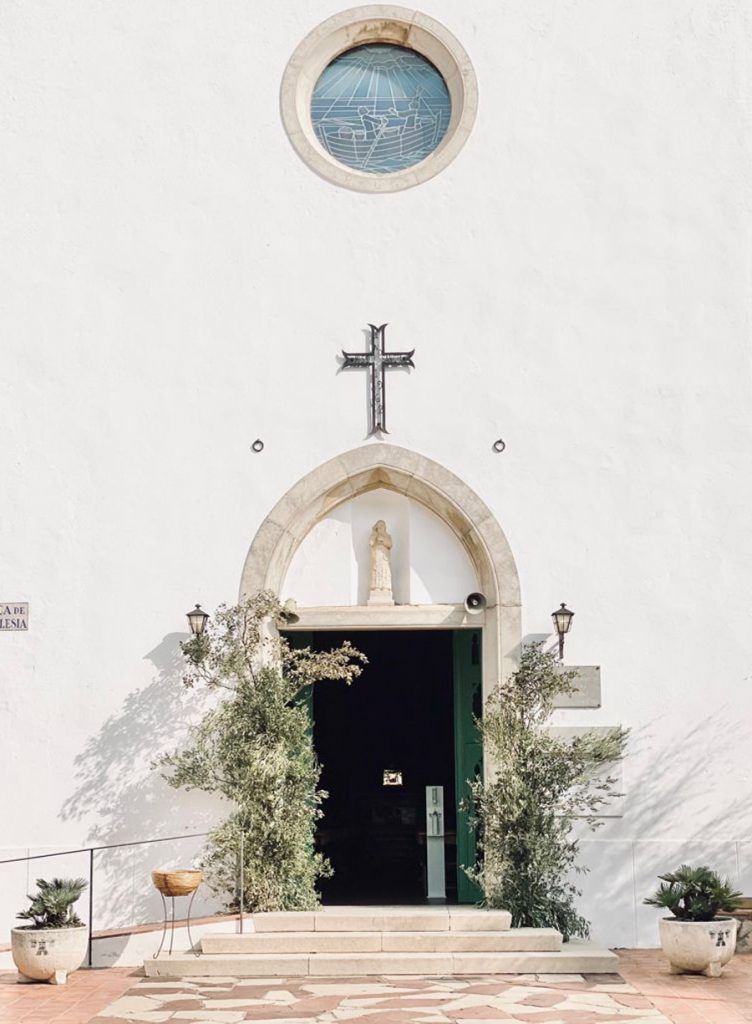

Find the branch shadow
[[59, 633, 224, 932], [572, 707, 752, 946]]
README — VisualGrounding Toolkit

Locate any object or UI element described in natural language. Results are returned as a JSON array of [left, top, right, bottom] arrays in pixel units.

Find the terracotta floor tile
[[444, 1009, 515, 1019], [0, 968, 137, 1024], [286, 994, 348, 1012], [520, 991, 563, 1006]]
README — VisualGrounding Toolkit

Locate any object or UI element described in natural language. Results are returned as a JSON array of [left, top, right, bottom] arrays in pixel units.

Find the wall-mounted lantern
[[551, 602, 574, 660], [186, 604, 209, 636]]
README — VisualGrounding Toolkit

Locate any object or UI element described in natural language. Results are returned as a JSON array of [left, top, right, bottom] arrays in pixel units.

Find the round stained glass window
[[311, 44, 451, 175]]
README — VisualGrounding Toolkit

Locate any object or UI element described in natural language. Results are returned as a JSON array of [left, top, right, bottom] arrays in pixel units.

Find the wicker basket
[[151, 869, 203, 897]]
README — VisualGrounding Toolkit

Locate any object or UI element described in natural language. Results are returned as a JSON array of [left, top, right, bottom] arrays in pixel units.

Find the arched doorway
[[240, 444, 521, 902]]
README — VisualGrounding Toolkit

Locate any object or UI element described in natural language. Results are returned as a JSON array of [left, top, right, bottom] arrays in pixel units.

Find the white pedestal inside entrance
[[426, 785, 446, 901]]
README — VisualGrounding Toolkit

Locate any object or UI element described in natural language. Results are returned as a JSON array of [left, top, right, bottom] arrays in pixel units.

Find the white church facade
[[2, 1, 751, 952]]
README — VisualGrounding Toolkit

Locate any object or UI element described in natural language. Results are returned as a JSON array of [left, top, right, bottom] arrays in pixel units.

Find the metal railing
[[0, 831, 215, 966]]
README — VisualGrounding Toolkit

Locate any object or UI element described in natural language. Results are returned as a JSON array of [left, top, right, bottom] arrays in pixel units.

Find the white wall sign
[[0, 604, 28, 631]]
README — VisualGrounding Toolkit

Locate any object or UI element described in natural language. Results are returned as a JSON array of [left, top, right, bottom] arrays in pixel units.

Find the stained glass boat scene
[[311, 44, 452, 174]]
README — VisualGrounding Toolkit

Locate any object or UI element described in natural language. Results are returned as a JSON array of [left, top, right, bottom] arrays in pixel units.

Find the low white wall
[[576, 838, 751, 949], [0, 916, 241, 970], [0, 834, 224, 947]]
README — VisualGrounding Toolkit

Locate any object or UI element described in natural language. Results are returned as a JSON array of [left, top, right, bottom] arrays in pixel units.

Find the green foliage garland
[[156, 591, 365, 912], [466, 642, 628, 940]]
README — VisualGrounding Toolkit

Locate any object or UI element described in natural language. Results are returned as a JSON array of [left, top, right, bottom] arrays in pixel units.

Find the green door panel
[[453, 629, 484, 904]]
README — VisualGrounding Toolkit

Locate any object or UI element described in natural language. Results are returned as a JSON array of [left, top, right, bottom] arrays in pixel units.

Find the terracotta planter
[[659, 917, 739, 976], [151, 869, 203, 897], [11, 925, 88, 984]]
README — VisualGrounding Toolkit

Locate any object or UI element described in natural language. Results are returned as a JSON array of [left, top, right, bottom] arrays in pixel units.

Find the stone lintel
[[284, 603, 484, 630]]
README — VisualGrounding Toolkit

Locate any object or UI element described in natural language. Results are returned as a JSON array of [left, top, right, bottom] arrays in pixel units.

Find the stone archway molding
[[240, 443, 519, 608], [240, 444, 521, 694]]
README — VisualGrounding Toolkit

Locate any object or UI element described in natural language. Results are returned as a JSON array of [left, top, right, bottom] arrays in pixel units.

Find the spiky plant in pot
[[17, 878, 87, 929], [12, 877, 90, 984], [645, 864, 742, 977], [645, 865, 741, 922]]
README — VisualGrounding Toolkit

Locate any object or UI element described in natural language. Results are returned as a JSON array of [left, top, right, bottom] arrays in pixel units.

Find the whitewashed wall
[[1, 0, 751, 947]]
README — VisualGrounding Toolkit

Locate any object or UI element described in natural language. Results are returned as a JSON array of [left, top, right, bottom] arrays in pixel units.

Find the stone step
[[201, 927, 561, 955], [145, 942, 618, 977], [251, 907, 513, 933]]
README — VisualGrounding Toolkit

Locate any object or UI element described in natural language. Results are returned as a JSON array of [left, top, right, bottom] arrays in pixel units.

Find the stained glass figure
[[311, 44, 451, 174]]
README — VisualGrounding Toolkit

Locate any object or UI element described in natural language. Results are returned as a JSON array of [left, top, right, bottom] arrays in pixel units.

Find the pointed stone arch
[[240, 444, 522, 694]]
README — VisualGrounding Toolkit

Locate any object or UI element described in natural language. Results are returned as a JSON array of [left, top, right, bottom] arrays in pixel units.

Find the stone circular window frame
[[280, 5, 478, 193]]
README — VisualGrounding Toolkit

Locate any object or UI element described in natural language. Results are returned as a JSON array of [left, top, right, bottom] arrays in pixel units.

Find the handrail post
[[87, 848, 94, 968], [239, 829, 244, 934]]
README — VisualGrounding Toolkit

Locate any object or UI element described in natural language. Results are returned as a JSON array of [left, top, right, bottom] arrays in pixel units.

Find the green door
[[453, 629, 484, 903]]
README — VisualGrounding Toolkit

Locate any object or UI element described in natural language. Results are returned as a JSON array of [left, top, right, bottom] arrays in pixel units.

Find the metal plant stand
[[154, 888, 200, 958], [151, 869, 203, 959]]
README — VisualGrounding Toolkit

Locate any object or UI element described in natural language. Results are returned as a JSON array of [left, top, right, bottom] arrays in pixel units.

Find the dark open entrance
[[311, 630, 457, 905]]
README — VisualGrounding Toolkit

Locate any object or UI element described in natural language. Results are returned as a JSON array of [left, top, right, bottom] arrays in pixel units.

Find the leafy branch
[[466, 642, 628, 940], [155, 591, 366, 912]]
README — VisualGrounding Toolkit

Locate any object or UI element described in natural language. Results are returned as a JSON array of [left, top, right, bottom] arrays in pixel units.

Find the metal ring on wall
[[492, 439, 506, 453], [251, 439, 264, 453]]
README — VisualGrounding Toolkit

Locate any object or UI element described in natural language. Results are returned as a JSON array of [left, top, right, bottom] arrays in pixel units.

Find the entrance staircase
[[145, 906, 618, 977]]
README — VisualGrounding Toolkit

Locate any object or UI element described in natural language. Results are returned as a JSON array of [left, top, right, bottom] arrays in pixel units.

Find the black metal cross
[[341, 324, 415, 435]]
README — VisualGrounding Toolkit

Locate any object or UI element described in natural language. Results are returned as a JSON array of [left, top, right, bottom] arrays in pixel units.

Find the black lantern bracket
[[551, 602, 574, 660]]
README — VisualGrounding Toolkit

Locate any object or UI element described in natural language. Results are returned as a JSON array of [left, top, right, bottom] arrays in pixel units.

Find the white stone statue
[[367, 519, 394, 605]]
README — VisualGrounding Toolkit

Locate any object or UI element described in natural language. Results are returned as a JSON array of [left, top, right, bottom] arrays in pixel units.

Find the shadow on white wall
[[44, 633, 226, 943], [569, 711, 752, 947]]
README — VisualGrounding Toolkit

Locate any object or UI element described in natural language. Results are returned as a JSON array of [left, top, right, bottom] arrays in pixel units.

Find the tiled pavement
[[88, 972, 672, 1023], [0, 952, 750, 1024]]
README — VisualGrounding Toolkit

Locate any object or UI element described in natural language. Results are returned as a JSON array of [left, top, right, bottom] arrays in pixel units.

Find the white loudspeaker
[[464, 592, 487, 614], [279, 598, 300, 624]]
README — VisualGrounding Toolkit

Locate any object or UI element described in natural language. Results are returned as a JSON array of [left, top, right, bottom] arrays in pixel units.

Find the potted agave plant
[[12, 878, 88, 984], [645, 864, 742, 976]]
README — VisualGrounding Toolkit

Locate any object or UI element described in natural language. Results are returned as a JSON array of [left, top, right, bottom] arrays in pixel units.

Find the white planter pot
[[11, 926, 88, 984], [658, 917, 738, 977]]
